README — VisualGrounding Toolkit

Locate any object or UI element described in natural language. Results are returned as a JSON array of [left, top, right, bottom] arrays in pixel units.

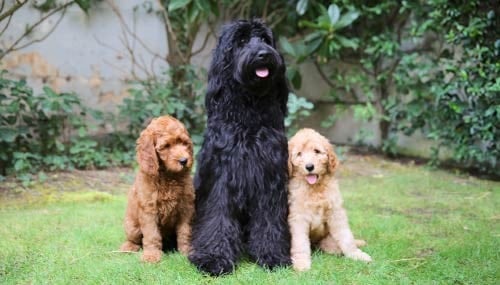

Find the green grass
[[1, 156, 499, 284]]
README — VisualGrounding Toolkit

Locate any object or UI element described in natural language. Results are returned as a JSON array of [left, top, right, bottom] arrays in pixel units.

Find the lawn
[[0, 155, 498, 284]]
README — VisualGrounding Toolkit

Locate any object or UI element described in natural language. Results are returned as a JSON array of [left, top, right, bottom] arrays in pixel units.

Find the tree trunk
[[378, 82, 390, 143]]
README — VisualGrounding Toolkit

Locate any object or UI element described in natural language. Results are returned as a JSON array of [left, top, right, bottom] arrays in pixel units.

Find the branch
[[0, 1, 74, 61], [0, 11, 13, 37], [156, 0, 188, 65], [339, 57, 375, 76], [94, 35, 143, 79], [267, 8, 287, 29], [262, 0, 270, 20], [313, 99, 375, 106], [0, 0, 26, 23], [313, 61, 368, 104], [106, 0, 165, 61], [12, 6, 67, 51], [313, 61, 336, 89], [191, 27, 213, 57]]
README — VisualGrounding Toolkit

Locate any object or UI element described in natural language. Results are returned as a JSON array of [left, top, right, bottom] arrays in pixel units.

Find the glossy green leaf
[[328, 4, 340, 25], [168, 0, 191, 11], [296, 0, 308, 16]]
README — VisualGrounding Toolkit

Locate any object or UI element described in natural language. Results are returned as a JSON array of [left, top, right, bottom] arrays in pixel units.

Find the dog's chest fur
[[289, 177, 339, 241], [148, 176, 189, 226]]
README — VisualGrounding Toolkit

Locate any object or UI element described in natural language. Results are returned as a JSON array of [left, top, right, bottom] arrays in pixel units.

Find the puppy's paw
[[345, 249, 372, 262], [120, 241, 141, 252], [292, 256, 311, 272], [142, 249, 162, 263], [355, 239, 367, 247], [178, 244, 192, 256]]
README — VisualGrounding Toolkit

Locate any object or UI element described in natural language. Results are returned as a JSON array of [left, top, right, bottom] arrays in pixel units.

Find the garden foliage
[[279, 0, 499, 173], [0, 72, 132, 184], [1, 0, 498, 181]]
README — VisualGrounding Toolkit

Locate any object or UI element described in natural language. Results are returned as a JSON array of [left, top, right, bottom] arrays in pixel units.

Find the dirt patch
[[337, 153, 405, 178], [0, 167, 135, 204]]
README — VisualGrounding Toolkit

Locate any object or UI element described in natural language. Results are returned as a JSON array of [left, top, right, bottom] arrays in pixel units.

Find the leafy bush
[[0, 71, 119, 183], [390, 1, 499, 173], [286, 92, 314, 136], [118, 65, 206, 146], [278, 0, 499, 174]]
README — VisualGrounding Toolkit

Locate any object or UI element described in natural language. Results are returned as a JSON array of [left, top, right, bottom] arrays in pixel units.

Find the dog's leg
[[176, 214, 192, 256], [189, 200, 243, 275], [327, 198, 372, 262], [318, 234, 342, 255], [120, 203, 142, 252], [289, 219, 312, 271], [139, 213, 163, 263], [246, 190, 292, 270]]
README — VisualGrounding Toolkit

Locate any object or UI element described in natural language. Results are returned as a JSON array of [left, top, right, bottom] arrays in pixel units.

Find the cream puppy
[[288, 128, 372, 271]]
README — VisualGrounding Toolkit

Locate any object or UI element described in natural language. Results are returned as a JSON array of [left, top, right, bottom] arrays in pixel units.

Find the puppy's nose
[[305, 163, 314, 172], [179, 158, 188, 166], [257, 50, 270, 60]]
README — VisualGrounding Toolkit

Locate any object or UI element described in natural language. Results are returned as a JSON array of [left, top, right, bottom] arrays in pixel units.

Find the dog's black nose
[[179, 158, 188, 166], [305, 163, 314, 172], [257, 50, 270, 60]]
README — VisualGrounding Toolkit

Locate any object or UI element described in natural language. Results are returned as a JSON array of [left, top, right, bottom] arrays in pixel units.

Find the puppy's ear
[[136, 130, 159, 176], [326, 142, 339, 174]]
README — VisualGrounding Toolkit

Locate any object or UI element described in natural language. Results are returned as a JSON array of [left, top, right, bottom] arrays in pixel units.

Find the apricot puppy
[[120, 116, 195, 263]]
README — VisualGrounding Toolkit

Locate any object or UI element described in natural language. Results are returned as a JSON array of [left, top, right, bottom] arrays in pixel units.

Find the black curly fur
[[188, 19, 291, 276]]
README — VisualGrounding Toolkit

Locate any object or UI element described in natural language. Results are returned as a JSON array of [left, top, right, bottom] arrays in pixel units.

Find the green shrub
[[286, 92, 314, 136], [391, 1, 499, 173], [118, 65, 206, 146], [278, 0, 499, 174], [0, 71, 116, 183]]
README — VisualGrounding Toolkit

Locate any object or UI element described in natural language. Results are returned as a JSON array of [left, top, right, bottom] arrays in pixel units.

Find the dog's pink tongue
[[256, 67, 269, 78], [306, 174, 318, 185]]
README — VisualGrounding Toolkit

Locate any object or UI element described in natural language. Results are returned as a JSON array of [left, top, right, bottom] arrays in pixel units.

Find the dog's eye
[[314, 149, 321, 154], [296, 152, 302, 157], [163, 143, 170, 149], [239, 38, 248, 45]]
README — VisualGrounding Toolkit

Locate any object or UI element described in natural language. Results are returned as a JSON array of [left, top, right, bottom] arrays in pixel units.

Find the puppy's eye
[[296, 152, 302, 157], [314, 149, 321, 154], [239, 38, 248, 45], [163, 144, 170, 149]]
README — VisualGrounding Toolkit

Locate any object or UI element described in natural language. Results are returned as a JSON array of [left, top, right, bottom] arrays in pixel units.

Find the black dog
[[189, 19, 291, 275]]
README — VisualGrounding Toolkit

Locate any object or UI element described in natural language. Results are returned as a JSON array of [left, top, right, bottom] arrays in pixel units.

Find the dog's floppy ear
[[326, 141, 339, 174], [136, 130, 159, 176]]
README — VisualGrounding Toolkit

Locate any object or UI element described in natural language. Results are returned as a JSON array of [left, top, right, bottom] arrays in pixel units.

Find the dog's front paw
[[292, 256, 311, 272], [142, 249, 162, 263], [345, 249, 372, 262], [120, 241, 141, 252], [189, 253, 235, 276], [255, 254, 291, 270], [178, 244, 192, 256]]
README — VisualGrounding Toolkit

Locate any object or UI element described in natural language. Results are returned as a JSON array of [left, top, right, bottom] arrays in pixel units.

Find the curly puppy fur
[[120, 115, 195, 263], [189, 19, 291, 275], [288, 128, 372, 271]]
